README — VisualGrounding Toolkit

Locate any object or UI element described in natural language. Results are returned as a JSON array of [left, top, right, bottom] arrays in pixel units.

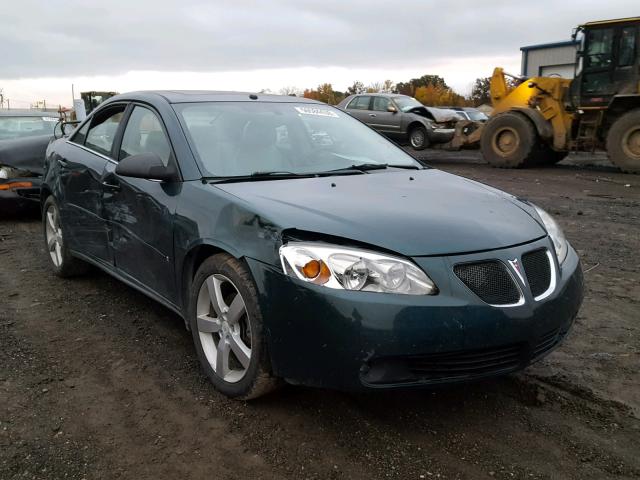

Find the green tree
[[470, 77, 491, 106], [346, 81, 365, 95]]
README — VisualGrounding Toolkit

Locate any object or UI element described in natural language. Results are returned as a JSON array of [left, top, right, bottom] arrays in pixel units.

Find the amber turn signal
[[301, 259, 331, 284], [0, 181, 33, 191]]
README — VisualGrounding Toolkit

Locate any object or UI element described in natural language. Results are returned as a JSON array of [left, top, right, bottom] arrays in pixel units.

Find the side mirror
[[387, 105, 398, 113], [115, 152, 176, 182]]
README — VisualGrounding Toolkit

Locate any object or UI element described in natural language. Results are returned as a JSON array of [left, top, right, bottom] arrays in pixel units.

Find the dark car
[[337, 93, 456, 150], [0, 109, 59, 210], [41, 91, 583, 399]]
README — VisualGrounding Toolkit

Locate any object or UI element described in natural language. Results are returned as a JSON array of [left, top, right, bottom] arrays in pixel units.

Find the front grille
[[454, 261, 521, 305], [406, 344, 523, 381], [522, 248, 552, 297]]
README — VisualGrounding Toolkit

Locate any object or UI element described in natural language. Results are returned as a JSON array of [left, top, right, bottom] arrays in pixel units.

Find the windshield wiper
[[205, 172, 312, 184]]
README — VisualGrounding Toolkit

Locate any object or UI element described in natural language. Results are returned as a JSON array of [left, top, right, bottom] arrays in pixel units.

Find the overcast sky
[[0, 0, 634, 107]]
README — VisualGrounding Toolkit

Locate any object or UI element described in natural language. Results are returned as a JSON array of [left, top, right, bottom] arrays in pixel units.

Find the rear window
[[0, 116, 57, 140]]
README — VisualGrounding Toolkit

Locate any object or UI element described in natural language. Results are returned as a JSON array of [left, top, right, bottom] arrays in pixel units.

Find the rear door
[[58, 104, 127, 264], [101, 104, 179, 302], [344, 95, 373, 124]]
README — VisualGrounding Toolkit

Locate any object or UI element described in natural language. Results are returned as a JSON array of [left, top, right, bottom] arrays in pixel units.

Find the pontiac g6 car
[[41, 91, 583, 399]]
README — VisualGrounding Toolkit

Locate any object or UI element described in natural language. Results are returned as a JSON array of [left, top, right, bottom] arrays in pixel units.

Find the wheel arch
[[510, 107, 554, 142], [179, 240, 243, 319]]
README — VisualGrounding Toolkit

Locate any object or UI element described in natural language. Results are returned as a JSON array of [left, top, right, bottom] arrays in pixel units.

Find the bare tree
[[279, 86, 301, 97]]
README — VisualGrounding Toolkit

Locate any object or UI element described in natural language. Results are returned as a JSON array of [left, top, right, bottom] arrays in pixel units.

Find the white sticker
[[294, 106, 339, 118], [42, 117, 58, 122]]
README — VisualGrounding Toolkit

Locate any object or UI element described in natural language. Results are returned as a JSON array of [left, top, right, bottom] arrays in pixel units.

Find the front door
[[101, 104, 179, 302], [369, 96, 402, 135]]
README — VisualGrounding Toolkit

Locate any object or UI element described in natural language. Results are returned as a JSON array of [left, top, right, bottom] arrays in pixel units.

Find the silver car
[[337, 93, 456, 150]]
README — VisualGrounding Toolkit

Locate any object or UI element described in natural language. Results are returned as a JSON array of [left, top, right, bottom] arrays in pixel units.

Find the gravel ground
[[1, 150, 639, 480]]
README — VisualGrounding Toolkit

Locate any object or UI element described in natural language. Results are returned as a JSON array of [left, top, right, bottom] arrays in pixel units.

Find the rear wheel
[[42, 196, 89, 277], [481, 112, 545, 168], [606, 109, 640, 174], [409, 125, 429, 150], [188, 254, 279, 400]]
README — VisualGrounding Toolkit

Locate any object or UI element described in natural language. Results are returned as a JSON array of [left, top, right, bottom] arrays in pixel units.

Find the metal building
[[520, 40, 579, 79]]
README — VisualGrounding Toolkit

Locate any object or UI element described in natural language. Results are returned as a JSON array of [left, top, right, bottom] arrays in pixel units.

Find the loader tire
[[481, 112, 544, 168], [606, 109, 640, 174]]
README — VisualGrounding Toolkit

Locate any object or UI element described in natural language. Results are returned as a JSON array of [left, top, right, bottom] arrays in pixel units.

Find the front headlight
[[0, 166, 19, 179], [533, 205, 568, 264], [279, 242, 437, 295]]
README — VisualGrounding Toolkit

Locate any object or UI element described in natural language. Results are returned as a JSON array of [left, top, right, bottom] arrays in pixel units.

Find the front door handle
[[102, 180, 120, 191], [369, 113, 377, 117]]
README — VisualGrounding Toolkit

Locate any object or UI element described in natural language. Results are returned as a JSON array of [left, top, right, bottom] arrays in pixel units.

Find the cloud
[[0, 0, 633, 106], [1, 0, 633, 79]]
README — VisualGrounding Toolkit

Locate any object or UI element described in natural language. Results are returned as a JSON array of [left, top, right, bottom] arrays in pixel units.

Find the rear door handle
[[369, 113, 377, 117]]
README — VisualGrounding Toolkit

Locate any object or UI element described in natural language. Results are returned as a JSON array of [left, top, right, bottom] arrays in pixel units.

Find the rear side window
[[347, 96, 371, 110], [119, 106, 172, 166], [85, 107, 126, 157]]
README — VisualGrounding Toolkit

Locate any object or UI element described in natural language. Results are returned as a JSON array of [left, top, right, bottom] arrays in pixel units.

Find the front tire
[[409, 125, 429, 151], [606, 109, 640, 174], [481, 112, 544, 168], [188, 254, 279, 400], [42, 196, 89, 277]]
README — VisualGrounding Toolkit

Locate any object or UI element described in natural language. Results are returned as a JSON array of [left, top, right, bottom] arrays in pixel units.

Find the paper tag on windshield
[[294, 106, 339, 118], [42, 117, 58, 122]]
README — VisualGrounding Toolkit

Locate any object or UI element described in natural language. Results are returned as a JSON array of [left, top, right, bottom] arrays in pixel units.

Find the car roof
[[0, 109, 57, 117], [106, 90, 324, 105]]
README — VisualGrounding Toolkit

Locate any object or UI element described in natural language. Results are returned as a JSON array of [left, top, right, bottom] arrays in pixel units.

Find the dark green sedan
[[41, 91, 584, 399]]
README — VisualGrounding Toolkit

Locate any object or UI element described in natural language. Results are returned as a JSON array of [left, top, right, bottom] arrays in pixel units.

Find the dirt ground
[[1, 150, 639, 480]]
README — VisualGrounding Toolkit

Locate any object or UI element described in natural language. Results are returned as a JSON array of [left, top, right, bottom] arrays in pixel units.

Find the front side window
[[618, 27, 637, 67], [70, 121, 90, 145], [84, 107, 125, 157], [0, 116, 58, 140], [119, 106, 171, 166], [585, 28, 614, 69], [347, 96, 371, 110], [372, 97, 391, 112], [174, 102, 420, 177]]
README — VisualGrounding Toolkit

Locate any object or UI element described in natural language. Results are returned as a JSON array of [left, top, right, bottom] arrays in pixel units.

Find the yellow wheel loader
[[455, 17, 640, 173]]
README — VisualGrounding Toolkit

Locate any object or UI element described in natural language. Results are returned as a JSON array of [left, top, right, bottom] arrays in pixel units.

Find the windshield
[[174, 102, 421, 177], [467, 110, 488, 121], [392, 96, 423, 112], [0, 115, 58, 140]]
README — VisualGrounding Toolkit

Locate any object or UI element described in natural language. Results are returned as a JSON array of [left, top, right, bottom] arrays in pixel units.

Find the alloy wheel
[[196, 274, 252, 383], [45, 204, 63, 267]]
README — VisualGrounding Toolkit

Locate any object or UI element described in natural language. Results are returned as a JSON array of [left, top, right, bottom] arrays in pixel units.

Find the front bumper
[[247, 236, 583, 391], [429, 127, 455, 144]]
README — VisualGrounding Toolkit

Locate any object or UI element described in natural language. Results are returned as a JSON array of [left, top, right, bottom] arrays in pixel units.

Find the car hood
[[216, 169, 546, 257], [0, 135, 51, 175]]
